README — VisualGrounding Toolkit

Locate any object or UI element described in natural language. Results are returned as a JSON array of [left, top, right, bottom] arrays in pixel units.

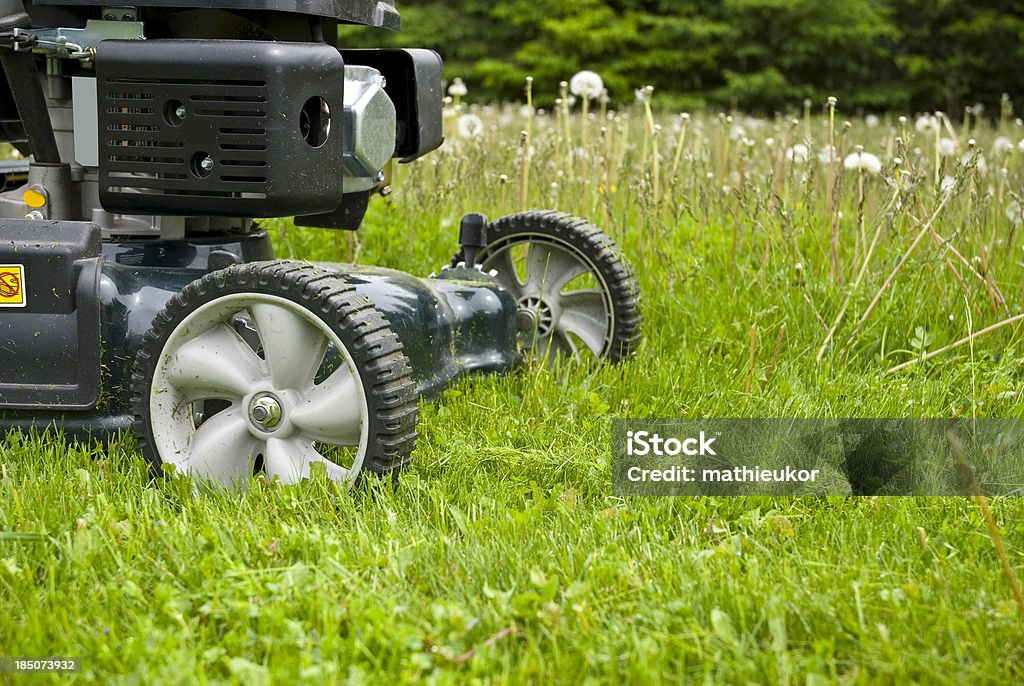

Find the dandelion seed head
[[938, 137, 957, 157], [993, 136, 1014, 155], [865, 114, 880, 128], [915, 115, 937, 133], [843, 150, 882, 174], [827, 96, 837, 107], [569, 70, 604, 100], [447, 78, 468, 98], [786, 143, 809, 163], [456, 113, 484, 139]]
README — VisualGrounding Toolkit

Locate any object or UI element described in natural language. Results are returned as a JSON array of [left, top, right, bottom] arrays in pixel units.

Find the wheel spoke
[[264, 437, 349, 483], [560, 289, 608, 323], [250, 302, 329, 390], [185, 406, 260, 484], [557, 290, 610, 355], [289, 366, 363, 445], [165, 323, 267, 401], [524, 244, 589, 295], [549, 331, 578, 362], [483, 248, 524, 298]]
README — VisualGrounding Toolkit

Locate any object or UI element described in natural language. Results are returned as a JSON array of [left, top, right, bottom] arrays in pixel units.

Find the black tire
[[456, 210, 642, 362], [129, 260, 419, 483]]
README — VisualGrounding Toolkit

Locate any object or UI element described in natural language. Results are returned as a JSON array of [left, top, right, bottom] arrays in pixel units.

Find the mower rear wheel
[[461, 211, 642, 363], [129, 261, 418, 486]]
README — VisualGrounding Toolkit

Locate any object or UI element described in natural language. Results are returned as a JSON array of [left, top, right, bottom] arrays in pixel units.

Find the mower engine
[[0, 0, 441, 233], [0, 0, 641, 486]]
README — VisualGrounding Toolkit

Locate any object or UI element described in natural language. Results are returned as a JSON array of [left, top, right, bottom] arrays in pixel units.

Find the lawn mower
[[0, 0, 642, 485]]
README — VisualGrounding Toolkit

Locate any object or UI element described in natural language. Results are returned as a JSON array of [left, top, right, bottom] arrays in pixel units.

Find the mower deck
[[0, 231, 519, 440]]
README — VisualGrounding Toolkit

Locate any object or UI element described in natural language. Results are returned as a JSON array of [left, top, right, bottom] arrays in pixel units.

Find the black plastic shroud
[[96, 39, 347, 218]]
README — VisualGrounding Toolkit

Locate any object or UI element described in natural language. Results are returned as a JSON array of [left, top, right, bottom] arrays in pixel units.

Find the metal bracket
[[12, 20, 144, 59]]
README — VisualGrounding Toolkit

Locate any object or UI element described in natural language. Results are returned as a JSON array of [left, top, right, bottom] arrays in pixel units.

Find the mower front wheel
[[129, 261, 419, 486]]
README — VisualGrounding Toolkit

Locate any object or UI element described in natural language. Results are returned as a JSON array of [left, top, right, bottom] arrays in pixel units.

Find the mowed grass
[[3, 101, 1024, 683]]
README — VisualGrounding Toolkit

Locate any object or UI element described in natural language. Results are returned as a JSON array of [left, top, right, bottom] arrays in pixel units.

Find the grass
[[2, 96, 1024, 683]]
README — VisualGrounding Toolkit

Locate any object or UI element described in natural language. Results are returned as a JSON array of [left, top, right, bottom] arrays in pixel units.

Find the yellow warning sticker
[[0, 264, 26, 307]]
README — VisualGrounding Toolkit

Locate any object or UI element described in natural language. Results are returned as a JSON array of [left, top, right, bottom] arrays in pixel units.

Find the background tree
[[339, 0, 1024, 115]]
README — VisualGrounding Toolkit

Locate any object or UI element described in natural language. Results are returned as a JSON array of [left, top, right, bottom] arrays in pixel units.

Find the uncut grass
[[2, 103, 1024, 683]]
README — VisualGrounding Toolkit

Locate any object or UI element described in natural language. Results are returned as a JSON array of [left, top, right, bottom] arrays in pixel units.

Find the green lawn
[[2, 104, 1024, 683]]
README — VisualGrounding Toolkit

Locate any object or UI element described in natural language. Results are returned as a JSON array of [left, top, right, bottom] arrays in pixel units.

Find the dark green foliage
[[339, 0, 1024, 114]]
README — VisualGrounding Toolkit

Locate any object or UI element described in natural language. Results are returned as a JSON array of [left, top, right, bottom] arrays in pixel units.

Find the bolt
[[175, 105, 186, 120], [375, 171, 386, 183], [24, 210, 43, 221], [200, 156, 214, 172], [250, 396, 282, 429], [379, 185, 393, 197]]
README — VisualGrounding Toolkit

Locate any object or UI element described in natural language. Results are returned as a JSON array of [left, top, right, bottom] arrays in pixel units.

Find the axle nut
[[250, 396, 282, 429]]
